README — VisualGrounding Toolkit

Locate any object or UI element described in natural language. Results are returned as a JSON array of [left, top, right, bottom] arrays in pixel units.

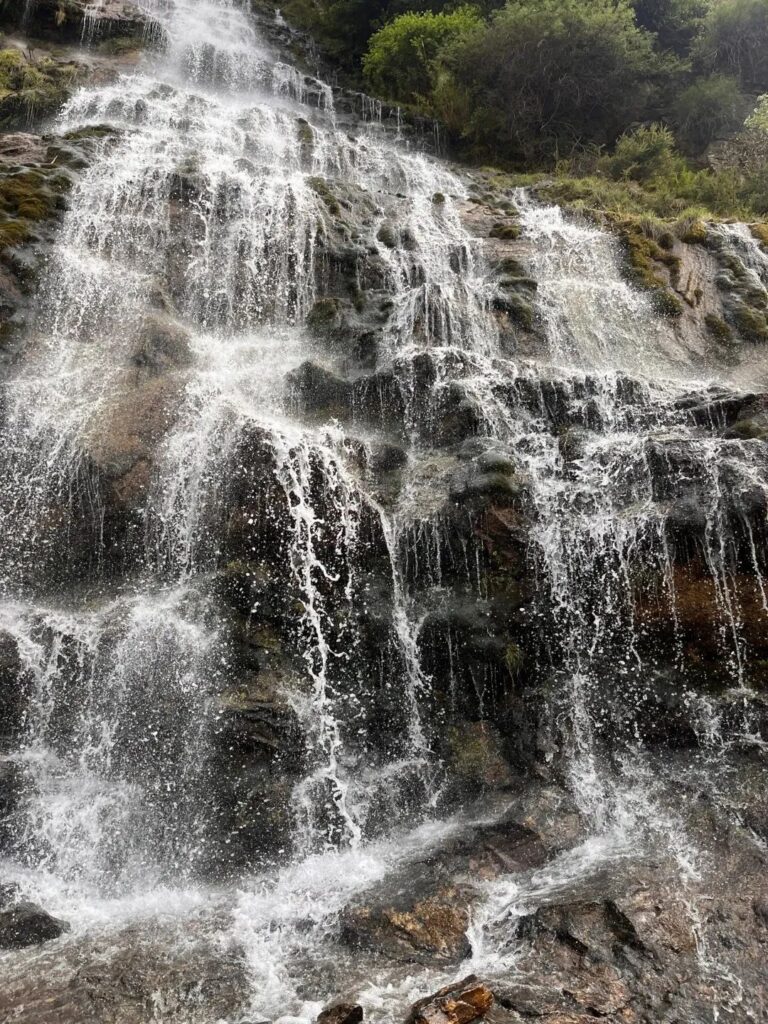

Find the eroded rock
[[406, 976, 493, 1024]]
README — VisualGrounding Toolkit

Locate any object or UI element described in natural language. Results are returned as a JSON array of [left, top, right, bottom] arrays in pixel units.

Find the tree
[[673, 74, 748, 152], [630, 0, 710, 55], [445, 0, 672, 163], [363, 7, 482, 106], [694, 0, 768, 90]]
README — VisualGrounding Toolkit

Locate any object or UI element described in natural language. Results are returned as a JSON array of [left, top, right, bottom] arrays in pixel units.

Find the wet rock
[[286, 360, 353, 420], [341, 876, 474, 966], [1, 0, 152, 41], [0, 898, 69, 949], [131, 313, 193, 375], [0, 132, 48, 166], [406, 976, 493, 1024], [445, 721, 514, 793], [317, 1002, 364, 1024], [216, 670, 303, 766], [341, 815, 552, 966], [0, 760, 25, 842], [85, 373, 185, 507], [0, 630, 25, 747], [0, 926, 249, 1023]]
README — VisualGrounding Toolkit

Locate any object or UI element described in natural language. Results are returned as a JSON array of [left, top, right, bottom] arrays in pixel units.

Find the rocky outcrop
[[0, 925, 250, 1023], [406, 977, 493, 1024], [341, 812, 556, 967], [0, 0, 153, 41], [0, 886, 69, 949]]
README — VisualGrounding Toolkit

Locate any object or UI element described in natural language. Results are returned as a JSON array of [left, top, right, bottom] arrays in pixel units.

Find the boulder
[[286, 360, 353, 421], [0, 926, 249, 1023], [131, 313, 193, 375], [341, 874, 474, 966], [406, 977, 493, 1024], [317, 1002, 364, 1024], [84, 373, 184, 507], [0, 898, 69, 949], [341, 815, 551, 966]]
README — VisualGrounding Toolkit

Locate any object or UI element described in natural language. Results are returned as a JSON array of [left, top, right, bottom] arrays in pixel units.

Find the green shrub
[[363, 7, 482, 106], [602, 124, 680, 182], [694, 0, 768, 90], [673, 75, 748, 153]]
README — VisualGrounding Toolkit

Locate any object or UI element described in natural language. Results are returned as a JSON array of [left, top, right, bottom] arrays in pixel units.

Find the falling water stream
[[0, 1, 767, 1021]]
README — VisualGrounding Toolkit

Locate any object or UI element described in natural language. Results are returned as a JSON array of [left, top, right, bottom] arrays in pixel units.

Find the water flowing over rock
[[0, 1, 766, 1022]]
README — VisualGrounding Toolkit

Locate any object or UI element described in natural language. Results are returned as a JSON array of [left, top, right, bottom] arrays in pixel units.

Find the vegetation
[[279, 0, 768, 221]]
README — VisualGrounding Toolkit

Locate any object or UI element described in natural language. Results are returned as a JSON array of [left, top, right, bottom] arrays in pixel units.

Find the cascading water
[[1, 1, 767, 1021], [1, 0, 491, 943]]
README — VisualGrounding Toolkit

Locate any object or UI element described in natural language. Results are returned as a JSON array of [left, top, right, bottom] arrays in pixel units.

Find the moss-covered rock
[[734, 304, 768, 343], [704, 313, 734, 345], [676, 218, 709, 246], [489, 221, 521, 240], [308, 175, 341, 216], [0, 47, 84, 130]]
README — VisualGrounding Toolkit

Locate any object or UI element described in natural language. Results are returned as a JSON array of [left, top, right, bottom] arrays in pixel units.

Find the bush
[[630, 0, 709, 55], [673, 75, 748, 153], [602, 124, 681, 182], [363, 7, 482, 105], [445, 0, 672, 163], [694, 0, 768, 90], [745, 94, 768, 133]]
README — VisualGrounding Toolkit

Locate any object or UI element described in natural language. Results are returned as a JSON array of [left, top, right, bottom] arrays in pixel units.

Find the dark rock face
[[0, 0, 152, 40], [0, 892, 69, 949], [317, 1002, 364, 1024]]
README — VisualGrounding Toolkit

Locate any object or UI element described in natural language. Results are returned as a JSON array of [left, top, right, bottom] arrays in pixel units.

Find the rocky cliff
[[0, 3, 766, 1024]]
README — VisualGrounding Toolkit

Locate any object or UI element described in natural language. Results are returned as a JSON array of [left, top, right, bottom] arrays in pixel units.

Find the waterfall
[[0, 0, 491, 896], [1, 2, 767, 1021]]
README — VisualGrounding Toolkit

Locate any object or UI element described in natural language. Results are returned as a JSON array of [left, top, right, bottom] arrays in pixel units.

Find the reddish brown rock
[[406, 976, 493, 1024]]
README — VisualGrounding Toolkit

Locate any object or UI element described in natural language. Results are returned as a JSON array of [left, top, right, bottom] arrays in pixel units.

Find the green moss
[[496, 257, 526, 276], [377, 222, 397, 248], [0, 162, 74, 253], [96, 36, 145, 56], [0, 219, 30, 248], [489, 221, 521, 240], [676, 217, 709, 245], [734, 304, 768, 343], [0, 47, 83, 129], [651, 289, 684, 317], [445, 722, 512, 789], [606, 214, 682, 296], [432, 191, 446, 205], [504, 643, 523, 675], [296, 117, 314, 147], [308, 175, 341, 216], [495, 293, 533, 329], [751, 224, 768, 249], [704, 313, 733, 344], [306, 297, 340, 330]]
